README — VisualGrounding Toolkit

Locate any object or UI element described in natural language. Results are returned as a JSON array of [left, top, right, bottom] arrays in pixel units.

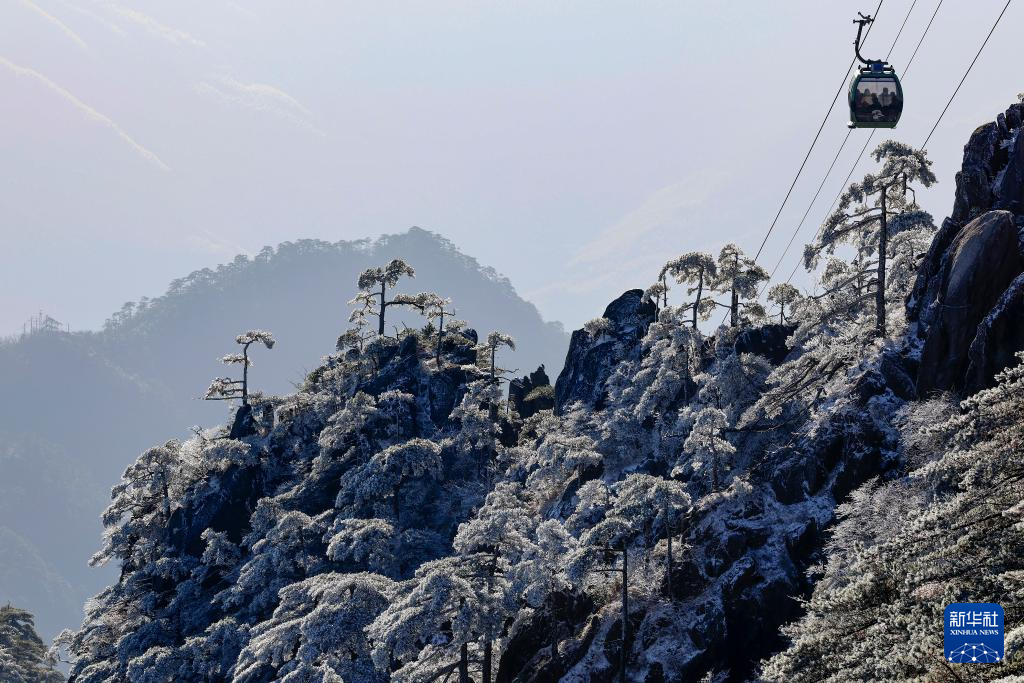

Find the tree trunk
[[876, 189, 888, 338], [459, 643, 470, 683], [242, 342, 250, 405], [730, 254, 740, 327], [436, 311, 444, 368], [378, 282, 387, 336], [661, 273, 668, 308], [483, 641, 492, 683], [550, 620, 560, 668], [692, 271, 703, 329], [682, 347, 690, 403], [620, 544, 629, 683]]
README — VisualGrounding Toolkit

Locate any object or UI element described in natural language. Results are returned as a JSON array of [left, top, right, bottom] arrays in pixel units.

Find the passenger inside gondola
[[856, 87, 882, 121], [854, 80, 901, 123]]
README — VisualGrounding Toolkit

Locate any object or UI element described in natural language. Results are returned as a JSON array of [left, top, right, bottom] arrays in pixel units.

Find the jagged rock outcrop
[[508, 365, 554, 419], [949, 102, 1024, 222], [554, 289, 657, 413], [911, 100, 1024, 396]]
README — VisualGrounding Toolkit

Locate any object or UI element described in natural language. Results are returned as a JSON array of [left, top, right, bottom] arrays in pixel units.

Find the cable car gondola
[[848, 13, 903, 129]]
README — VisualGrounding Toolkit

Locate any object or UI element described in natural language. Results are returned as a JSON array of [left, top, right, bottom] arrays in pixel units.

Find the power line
[[922, 0, 1013, 148]]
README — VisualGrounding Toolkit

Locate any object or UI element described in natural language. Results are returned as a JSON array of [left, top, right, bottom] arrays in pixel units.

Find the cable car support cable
[[748, 0, 885, 265], [777, 0, 1006, 292], [755, 0, 918, 295], [774, 0, 944, 287], [921, 0, 1013, 148]]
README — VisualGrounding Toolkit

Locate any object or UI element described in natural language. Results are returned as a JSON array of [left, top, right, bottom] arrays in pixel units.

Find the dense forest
[[0, 605, 63, 683], [24, 99, 1024, 681], [0, 228, 567, 644]]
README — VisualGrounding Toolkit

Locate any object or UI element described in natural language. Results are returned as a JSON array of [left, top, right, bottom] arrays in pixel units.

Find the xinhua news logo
[[944, 603, 1004, 663]]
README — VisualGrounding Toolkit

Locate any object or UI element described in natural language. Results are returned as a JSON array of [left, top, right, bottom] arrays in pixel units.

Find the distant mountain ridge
[[0, 227, 568, 642], [97, 227, 566, 399]]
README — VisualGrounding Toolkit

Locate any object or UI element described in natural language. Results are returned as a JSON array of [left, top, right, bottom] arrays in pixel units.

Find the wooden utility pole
[[459, 642, 469, 683], [596, 544, 630, 683], [621, 542, 628, 683], [665, 500, 674, 600]]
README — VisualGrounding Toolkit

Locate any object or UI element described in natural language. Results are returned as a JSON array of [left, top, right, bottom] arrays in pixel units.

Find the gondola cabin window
[[850, 74, 903, 128]]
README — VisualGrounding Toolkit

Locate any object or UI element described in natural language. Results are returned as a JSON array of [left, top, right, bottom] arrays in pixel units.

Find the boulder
[[428, 366, 470, 426], [965, 273, 1024, 393], [734, 324, 795, 365], [602, 288, 658, 331], [554, 290, 657, 414], [879, 351, 917, 401], [908, 217, 965, 332], [917, 210, 1024, 395], [495, 591, 594, 682]]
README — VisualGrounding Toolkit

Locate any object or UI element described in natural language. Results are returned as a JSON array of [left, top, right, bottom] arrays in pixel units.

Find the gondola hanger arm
[[853, 13, 882, 67]]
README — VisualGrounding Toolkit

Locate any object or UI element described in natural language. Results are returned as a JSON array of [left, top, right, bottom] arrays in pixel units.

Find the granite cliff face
[[911, 100, 1024, 395]]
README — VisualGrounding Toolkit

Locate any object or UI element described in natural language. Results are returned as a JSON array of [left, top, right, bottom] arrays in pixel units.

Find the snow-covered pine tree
[[205, 330, 276, 406], [680, 407, 735, 491], [478, 331, 516, 383], [660, 252, 718, 328], [609, 474, 691, 595], [409, 292, 457, 367], [91, 441, 182, 569], [351, 258, 417, 337], [355, 438, 444, 526], [0, 605, 64, 683], [766, 282, 801, 325], [710, 244, 768, 328], [367, 555, 506, 683], [805, 140, 936, 337], [232, 572, 394, 683]]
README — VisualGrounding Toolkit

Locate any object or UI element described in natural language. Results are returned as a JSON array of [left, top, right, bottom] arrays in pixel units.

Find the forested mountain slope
[[56, 100, 1024, 682], [0, 604, 63, 682], [0, 228, 567, 644]]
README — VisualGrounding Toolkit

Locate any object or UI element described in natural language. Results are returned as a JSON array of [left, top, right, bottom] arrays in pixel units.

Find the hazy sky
[[1, 0, 1020, 336]]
